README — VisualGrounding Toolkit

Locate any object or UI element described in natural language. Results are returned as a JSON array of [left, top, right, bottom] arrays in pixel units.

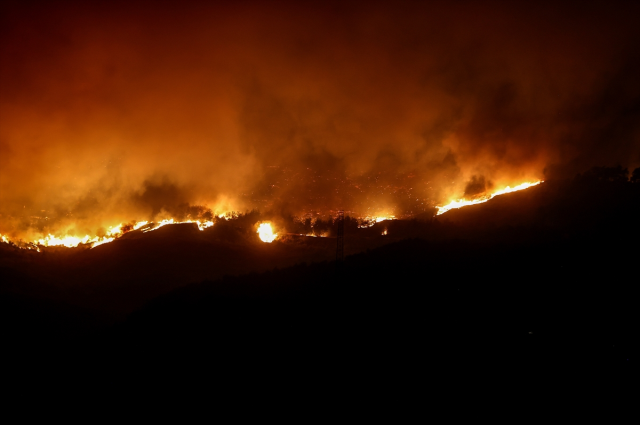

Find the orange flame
[[257, 222, 277, 243], [436, 181, 543, 215], [0, 182, 542, 250], [358, 215, 396, 228], [0, 218, 217, 250]]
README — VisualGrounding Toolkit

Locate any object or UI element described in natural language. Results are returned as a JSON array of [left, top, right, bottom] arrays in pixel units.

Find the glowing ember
[[257, 222, 277, 243], [436, 181, 543, 215], [305, 233, 328, 238]]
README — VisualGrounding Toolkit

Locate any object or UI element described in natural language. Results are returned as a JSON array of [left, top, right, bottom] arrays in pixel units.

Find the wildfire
[[140, 219, 214, 233], [0, 218, 217, 250], [257, 222, 277, 243], [0, 181, 543, 250], [358, 215, 396, 228], [37, 234, 99, 248], [436, 181, 543, 215]]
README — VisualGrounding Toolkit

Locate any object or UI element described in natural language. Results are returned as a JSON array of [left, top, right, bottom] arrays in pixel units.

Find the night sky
[[2, 0, 639, 240]]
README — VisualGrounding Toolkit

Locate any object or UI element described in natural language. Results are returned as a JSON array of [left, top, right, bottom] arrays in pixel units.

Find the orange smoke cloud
[[1, 0, 639, 240]]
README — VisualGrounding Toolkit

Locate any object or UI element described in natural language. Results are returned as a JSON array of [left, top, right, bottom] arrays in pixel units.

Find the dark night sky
[[1, 0, 639, 239]]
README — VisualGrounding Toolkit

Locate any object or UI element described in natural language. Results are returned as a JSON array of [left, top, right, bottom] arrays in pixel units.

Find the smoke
[[464, 176, 493, 199], [1, 0, 640, 238]]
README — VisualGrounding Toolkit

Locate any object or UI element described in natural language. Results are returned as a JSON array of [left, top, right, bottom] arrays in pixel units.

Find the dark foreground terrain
[[2, 168, 638, 396]]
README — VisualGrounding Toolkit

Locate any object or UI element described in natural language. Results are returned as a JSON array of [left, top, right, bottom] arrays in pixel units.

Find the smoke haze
[[2, 0, 640, 239]]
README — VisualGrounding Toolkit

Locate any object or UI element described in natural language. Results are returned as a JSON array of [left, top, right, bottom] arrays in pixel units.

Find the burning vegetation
[[257, 222, 277, 243], [436, 181, 543, 215], [0, 178, 547, 250], [1, 2, 640, 259]]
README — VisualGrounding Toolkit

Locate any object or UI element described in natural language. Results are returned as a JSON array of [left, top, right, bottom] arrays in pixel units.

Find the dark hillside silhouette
[[2, 167, 638, 392]]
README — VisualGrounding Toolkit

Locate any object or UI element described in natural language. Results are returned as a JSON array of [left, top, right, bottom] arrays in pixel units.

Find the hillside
[[2, 173, 638, 390]]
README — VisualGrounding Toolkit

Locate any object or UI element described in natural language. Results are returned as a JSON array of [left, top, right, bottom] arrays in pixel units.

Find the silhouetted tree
[[344, 215, 359, 234], [312, 218, 331, 236], [577, 165, 629, 183], [631, 167, 640, 183], [303, 218, 312, 234]]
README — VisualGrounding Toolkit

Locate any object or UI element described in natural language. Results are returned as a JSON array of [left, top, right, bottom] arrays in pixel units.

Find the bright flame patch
[[0, 218, 217, 250], [436, 181, 543, 215], [358, 215, 395, 228], [257, 222, 277, 243]]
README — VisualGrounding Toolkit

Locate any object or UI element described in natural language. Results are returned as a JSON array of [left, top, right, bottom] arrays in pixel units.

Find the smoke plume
[[1, 0, 640, 239]]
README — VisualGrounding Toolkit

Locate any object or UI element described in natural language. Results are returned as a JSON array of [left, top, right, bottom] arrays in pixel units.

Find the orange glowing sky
[[1, 0, 639, 241]]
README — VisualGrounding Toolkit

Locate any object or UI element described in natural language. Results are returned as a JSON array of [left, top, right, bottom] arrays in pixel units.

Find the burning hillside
[[2, 1, 639, 253], [436, 181, 543, 215], [0, 178, 548, 250], [0, 218, 216, 250]]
